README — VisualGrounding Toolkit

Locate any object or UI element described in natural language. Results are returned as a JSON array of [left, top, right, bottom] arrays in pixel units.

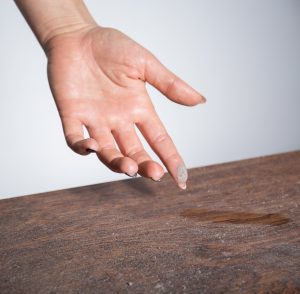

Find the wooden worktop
[[1, 151, 299, 293]]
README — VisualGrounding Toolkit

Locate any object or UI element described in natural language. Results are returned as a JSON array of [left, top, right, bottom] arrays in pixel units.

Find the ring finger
[[112, 124, 164, 180]]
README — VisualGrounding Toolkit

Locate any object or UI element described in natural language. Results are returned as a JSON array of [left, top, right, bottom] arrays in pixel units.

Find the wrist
[[42, 20, 97, 53], [15, 0, 98, 52]]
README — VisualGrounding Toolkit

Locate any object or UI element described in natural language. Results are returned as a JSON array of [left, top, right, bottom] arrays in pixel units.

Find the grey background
[[0, 0, 299, 199]]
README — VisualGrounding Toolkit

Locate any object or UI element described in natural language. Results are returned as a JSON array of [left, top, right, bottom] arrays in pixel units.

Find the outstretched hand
[[46, 26, 206, 189]]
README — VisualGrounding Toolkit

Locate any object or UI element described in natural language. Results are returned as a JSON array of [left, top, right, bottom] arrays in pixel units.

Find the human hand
[[46, 26, 206, 189]]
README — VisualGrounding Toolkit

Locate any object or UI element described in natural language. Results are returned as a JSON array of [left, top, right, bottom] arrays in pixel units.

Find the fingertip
[[149, 162, 165, 181], [178, 182, 187, 190], [170, 80, 206, 107], [199, 95, 207, 104], [138, 160, 165, 180], [187, 95, 206, 106], [190, 92, 207, 106], [119, 157, 138, 176], [72, 138, 99, 155], [176, 163, 188, 190], [85, 138, 99, 154]]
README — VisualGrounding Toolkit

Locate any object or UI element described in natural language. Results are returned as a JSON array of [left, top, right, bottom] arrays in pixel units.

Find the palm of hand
[[46, 26, 205, 188]]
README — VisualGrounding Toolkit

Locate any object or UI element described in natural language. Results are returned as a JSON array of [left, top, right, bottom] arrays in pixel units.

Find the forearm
[[14, 0, 97, 50]]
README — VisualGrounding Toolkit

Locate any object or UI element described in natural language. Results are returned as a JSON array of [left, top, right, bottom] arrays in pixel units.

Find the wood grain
[[0, 151, 300, 293]]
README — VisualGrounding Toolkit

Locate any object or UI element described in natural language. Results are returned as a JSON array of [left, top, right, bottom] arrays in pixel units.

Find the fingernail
[[151, 177, 161, 182], [177, 164, 188, 190], [200, 95, 207, 103], [86, 148, 96, 153], [178, 182, 187, 190], [126, 172, 137, 178]]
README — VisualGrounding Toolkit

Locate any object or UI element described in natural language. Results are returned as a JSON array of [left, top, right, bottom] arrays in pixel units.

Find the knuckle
[[99, 145, 115, 154], [164, 152, 178, 163], [125, 145, 144, 157], [165, 77, 177, 96], [151, 132, 170, 145]]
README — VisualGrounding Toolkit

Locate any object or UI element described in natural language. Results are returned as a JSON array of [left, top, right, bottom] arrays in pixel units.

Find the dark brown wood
[[1, 151, 300, 293]]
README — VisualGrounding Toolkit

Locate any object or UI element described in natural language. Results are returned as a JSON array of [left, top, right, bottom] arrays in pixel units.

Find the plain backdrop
[[0, 0, 299, 199]]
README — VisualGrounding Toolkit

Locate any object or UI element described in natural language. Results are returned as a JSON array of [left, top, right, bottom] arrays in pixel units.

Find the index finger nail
[[177, 164, 188, 190]]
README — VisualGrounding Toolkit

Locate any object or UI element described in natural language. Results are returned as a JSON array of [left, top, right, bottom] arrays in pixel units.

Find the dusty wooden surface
[[0, 151, 300, 293]]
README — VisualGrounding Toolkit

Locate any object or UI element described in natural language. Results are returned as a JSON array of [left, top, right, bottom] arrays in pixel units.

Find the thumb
[[144, 53, 206, 106]]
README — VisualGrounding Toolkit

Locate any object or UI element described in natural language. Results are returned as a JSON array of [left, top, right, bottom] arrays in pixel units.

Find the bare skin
[[15, 1, 206, 189]]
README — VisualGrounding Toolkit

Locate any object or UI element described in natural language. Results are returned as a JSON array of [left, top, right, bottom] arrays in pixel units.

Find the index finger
[[136, 113, 188, 190]]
